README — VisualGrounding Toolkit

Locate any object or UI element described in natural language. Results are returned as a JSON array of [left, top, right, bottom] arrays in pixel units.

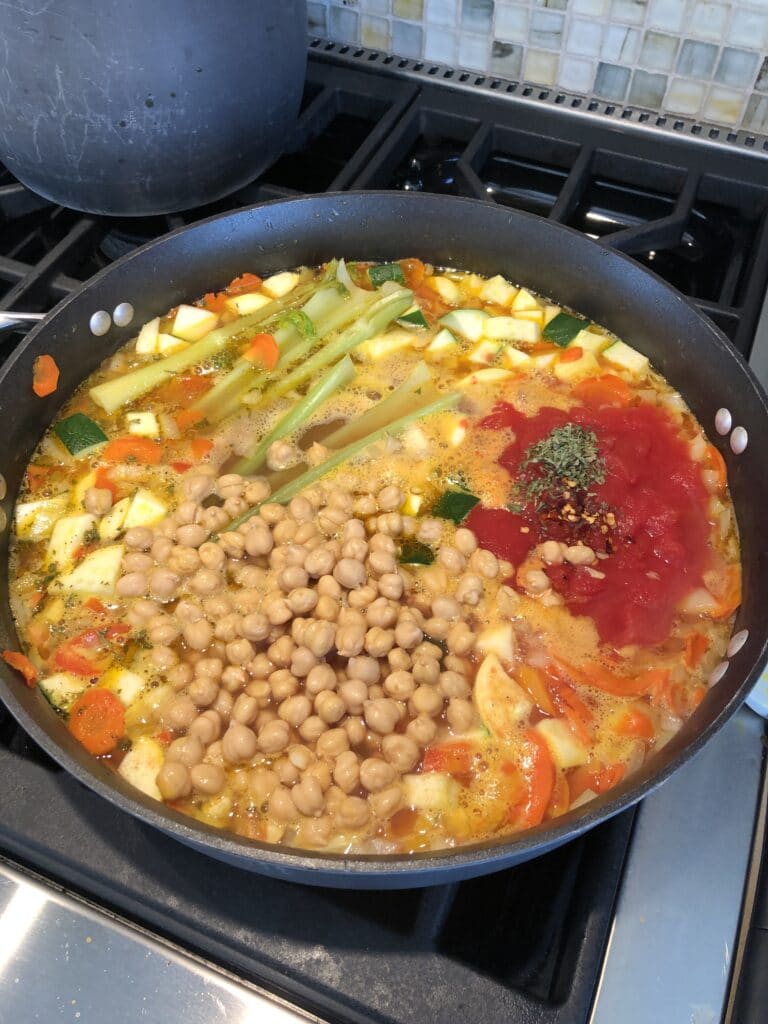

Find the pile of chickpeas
[[110, 467, 508, 848]]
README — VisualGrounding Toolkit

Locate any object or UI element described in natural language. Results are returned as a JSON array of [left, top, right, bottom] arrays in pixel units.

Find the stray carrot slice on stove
[[32, 354, 59, 397]]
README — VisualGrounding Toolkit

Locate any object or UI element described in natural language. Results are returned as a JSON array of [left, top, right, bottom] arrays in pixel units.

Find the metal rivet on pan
[[89, 310, 112, 336], [715, 408, 732, 435], [708, 661, 729, 687], [112, 302, 135, 327], [730, 426, 748, 454], [0, 475, 6, 502], [727, 630, 749, 658]]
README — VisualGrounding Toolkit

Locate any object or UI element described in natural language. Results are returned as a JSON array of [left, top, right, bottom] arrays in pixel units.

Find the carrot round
[[422, 740, 473, 775], [574, 373, 632, 407], [613, 706, 655, 741], [559, 345, 583, 364], [244, 333, 279, 369], [2, 649, 38, 686], [32, 354, 60, 397], [226, 272, 263, 296], [175, 408, 205, 431], [190, 437, 214, 460], [68, 688, 125, 755], [103, 436, 163, 464]]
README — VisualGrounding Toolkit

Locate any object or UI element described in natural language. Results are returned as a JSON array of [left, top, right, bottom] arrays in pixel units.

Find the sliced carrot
[[556, 660, 656, 698], [422, 740, 473, 776], [26, 464, 51, 490], [104, 623, 131, 642], [548, 678, 594, 745], [103, 436, 163, 465], [170, 461, 192, 474], [559, 345, 583, 364], [67, 688, 125, 755], [28, 591, 44, 610], [712, 565, 741, 619], [2, 650, 38, 686], [528, 341, 560, 355], [613, 705, 655, 741], [399, 258, 426, 290], [226, 272, 263, 296], [201, 291, 229, 314], [574, 373, 633, 407], [154, 730, 173, 746], [54, 642, 109, 676], [94, 466, 118, 501], [568, 759, 625, 801], [547, 771, 571, 819], [190, 437, 214, 460], [175, 408, 205, 431], [593, 762, 625, 793], [413, 283, 450, 321], [32, 354, 60, 397], [703, 443, 727, 493], [518, 663, 556, 715], [684, 631, 710, 670], [85, 597, 108, 615], [154, 373, 213, 406], [516, 729, 555, 828], [243, 333, 279, 369]]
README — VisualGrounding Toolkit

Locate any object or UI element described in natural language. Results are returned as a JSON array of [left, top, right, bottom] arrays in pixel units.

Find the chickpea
[[344, 716, 367, 747], [354, 494, 377, 517], [455, 573, 484, 605], [290, 645, 317, 678], [216, 473, 244, 499], [303, 621, 336, 659], [231, 693, 259, 726], [564, 543, 596, 566], [305, 663, 337, 695], [182, 474, 214, 502], [268, 786, 298, 822], [424, 616, 449, 640], [369, 784, 402, 820], [337, 678, 367, 715], [284, 587, 315, 616], [167, 735, 204, 768], [411, 685, 444, 717], [189, 710, 223, 745], [277, 758, 300, 786], [151, 536, 174, 563], [157, 761, 192, 800], [222, 723, 258, 764], [190, 763, 226, 796], [377, 572, 404, 600], [522, 568, 550, 595], [377, 512, 403, 537], [359, 757, 396, 792], [242, 528, 271, 558], [270, 670, 299, 703], [149, 620, 182, 647], [214, 613, 241, 644], [278, 694, 312, 728], [267, 635, 294, 668], [406, 714, 438, 747], [432, 595, 461, 621], [437, 546, 466, 575], [317, 573, 342, 598], [246, 679, 271, 705], [298, 815, 333, 848], [168, 663, 194, 691], [333, 751, 360, 794], [124, 526, 153, 550], [316, 728, 349, 759], [195, 656, 223, 679], [363, 626, 393, 658], [249, 767, 279, 806], [197, 542, 226, 570], [256, 708, 278, 731], [364, 698, 401, 735], [439, 670, 470, 699], [315, 690, 346, 725], [176, 523, 208, 548], [258, 719, 291, 754], [376, 485, 403, 512], [394, 618, 423, 650], [333, 558, 367, 590], [335, 623, 366, 658], [337, 795, 370, 828], [212, 689, 234, 724], [151, 645, 178, 672], [188, 675, 219, 708], [383, 670, 415, 700], [298, 715, 328, 743], [348, 585, 377, 610], [263, 592, 292, 626], [447, 697, 475, 733], [244, 478, 271, 504], [117, 572, 147, 597], [446, 622, 475, 656], [183, 618, 213, 651], [381, 734, 419, 773], [123, 552, 153, 574], [304, 547, 335, 578], [413, 658, 440, 686], [292, 776, 325, 817], [539, 540, 564, 565], [342, 537, 369, 562], [234, 613, 267, 645]]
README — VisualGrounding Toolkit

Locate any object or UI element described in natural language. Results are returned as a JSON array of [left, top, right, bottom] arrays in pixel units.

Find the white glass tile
[[425, 25, 459, 62], [703, 84, 747, 125], [308, 1, 328, 35], [677, 39, 718, 79], [530, 9, 565, 50], [757, 57, 768, 94], [458, 31, 491, 69], [664, 77, 706, 115], [639, 31, 678, 72], [690, 2, 729, 42], [628, 69, 668, 107], [610, 0, 646, 26], [524, 47, 560, 86], [558, 54, 595, 91], [392, 19, 424, 58], [594, 60, 631, 100], [361, 0, 391, 14], [494, 3, 529, 43], [647, 0, 685, 33], [728, 8, 768, 50], [491, 40, 524, 76], [572, 0, 609, 14], [393, 0, 424, 18], [744, 93, 768, 133], [330, 5, 360, 43], [462, 0, 494, 32], [603, 24, 640, 62], [361, 15, 391, 49], [715, 48, 760, 89], [425, 0, 459, 27], [568, 17, 605, 56]]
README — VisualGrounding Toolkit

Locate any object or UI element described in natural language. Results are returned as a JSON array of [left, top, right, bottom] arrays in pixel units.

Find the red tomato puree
[[466, 401, 711, 648]]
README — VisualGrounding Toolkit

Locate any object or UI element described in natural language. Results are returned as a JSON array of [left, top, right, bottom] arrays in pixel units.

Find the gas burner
[[393, 143, 465, 194]]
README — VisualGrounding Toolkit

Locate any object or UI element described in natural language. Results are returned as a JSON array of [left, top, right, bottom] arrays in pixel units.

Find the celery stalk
[[248, 288, 413, 410], [233, 355, 356, 475], [226, 390, 460, 531], [323, 361, 433, 449], [89, 285, 314, 415]]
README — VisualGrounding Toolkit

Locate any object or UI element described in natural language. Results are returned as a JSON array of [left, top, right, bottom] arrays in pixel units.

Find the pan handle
[[0, 312, 45, 333]]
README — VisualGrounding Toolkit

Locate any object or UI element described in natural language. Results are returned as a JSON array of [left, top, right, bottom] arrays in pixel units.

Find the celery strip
[[89, 286, 314, 415], [323, 361, 433, 449], [233, 355, 356, 475], [226, 391, 460, 531], [248, 288, 413, 410]]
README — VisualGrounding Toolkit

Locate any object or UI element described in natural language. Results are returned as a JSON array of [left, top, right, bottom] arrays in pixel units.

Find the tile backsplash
[[308, 0, 768, 132]]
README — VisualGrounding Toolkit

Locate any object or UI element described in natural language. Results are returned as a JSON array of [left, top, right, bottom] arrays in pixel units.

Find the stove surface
[[1, 47, 767, 1024]]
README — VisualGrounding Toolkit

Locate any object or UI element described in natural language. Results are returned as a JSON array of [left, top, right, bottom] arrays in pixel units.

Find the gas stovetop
[[0, 45, 766, 1024]]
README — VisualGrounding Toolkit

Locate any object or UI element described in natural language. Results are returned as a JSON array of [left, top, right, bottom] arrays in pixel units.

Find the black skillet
[[0, 192, 765, 888]]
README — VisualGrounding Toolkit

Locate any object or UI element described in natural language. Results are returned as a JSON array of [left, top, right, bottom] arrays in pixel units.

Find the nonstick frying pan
[[1, 192, 766, 889]]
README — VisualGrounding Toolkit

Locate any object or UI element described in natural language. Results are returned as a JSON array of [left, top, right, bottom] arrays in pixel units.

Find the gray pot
[[0, 0, 307, 215]]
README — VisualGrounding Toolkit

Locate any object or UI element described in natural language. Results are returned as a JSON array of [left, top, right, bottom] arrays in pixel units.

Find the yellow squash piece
[[15, 494, 70, 541], [117, 735, 165, 800], [474, 653, 534, 739], [50, 544, 125, 595]]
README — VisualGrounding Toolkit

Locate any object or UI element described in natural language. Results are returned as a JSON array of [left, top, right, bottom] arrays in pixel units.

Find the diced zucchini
[[468, 339, 503, 365], [530, 351, 558, 371], [51, 544, 125, 595], [38, 671, 89, 711], [157, 332, 189, 355], [224, 291, 272, 316], [15, 494, 69, 541], [399, 539, 435, 565], [543, 311, 590, 348], [171, 304, 219, 343], [54, 413, 108, 457], [47, 513, 97, 568], [99, 497, 130, 540], [262, 271, 301, 298], [511, 288, 541, 312], [135, 316, 160, 355], [118, 735, 164, 800], [458, 368, 514, 388], [427, 328, 458, 354], [369, 263, 406, 287], [534, 718, 589, 769], [426, 275, 461, 305], [398, 307, 430, 329], [602, 339, 649, 377], [476, 624, 516, 662], [514, 309, 544, 326], [474, 653, 534, 739], [440, 308, 489, 342], [502, 346, 533, 370], [484, 316, 541, 343], [123, 489, 167, 529], [100, 666, 146, 706], [554, 351, 601, 382], [359, 328, 417, 361], [479, 274, 517, 307], [570, 329, 612, 356], [126, 411, 160, 438], [402, 772, 460, 811]]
